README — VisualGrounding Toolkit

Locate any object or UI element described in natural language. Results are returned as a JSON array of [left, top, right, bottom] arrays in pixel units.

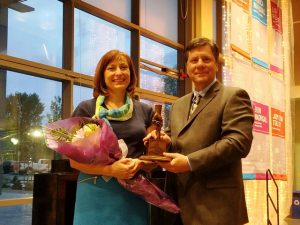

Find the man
[[144, 37, 254, 225]]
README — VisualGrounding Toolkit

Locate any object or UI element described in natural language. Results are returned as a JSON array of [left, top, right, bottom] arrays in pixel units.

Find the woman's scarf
[[95, 94, 133, 125]]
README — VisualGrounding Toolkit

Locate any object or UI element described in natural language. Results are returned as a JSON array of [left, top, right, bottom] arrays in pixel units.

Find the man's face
[[186, 45, 218, 91]]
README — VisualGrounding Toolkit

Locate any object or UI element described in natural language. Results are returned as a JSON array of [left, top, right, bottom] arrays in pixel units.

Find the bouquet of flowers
[[44, 117, 180, 213]]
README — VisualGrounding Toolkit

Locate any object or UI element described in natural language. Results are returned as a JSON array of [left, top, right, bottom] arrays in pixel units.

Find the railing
[[266, 169, 279, 225]]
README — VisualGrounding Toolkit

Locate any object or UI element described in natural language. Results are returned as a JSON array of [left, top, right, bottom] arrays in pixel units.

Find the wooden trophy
[[140, 104, 171, 161]]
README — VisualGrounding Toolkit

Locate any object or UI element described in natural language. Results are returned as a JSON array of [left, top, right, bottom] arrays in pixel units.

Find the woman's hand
[[109, 158, 141, 180], [139, 160, 158, 172], [70, 158, 143, 179]]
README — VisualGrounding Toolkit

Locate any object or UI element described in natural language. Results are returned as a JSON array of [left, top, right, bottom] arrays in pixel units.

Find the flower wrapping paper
[[44, 117, 180, 213]]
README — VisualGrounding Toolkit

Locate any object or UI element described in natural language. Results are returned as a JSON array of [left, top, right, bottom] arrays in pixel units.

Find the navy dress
[[72, 98, 154, 225]]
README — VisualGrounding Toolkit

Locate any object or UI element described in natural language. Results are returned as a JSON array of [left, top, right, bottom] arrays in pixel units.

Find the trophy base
[[139, 155, 171, 162]]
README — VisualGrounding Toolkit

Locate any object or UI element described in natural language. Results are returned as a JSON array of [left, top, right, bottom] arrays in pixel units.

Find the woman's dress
[[72, 98, 154, 225]]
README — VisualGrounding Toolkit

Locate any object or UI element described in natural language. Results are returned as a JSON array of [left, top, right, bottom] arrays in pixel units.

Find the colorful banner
[[251, 0, 268, 69], [230, 51, 252, 96], [252, 0, 267, 25], [252, 65, 270, 104], [271, 136, 286, 180], [271, 76, 285, 110], [252, 101, 269, 134], [227, 0, 287, 181], [271, 1, 282, 33], [242, 131, 270, 175], [231, 0, 250, 54], [270, 1, 283, 74], [270, 32, 283, 74], [271, 108, 285, 138], [233, 0, 249, 10]]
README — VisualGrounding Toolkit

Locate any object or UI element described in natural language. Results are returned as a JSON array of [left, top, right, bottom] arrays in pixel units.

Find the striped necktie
[[189, 94, 201, 117]]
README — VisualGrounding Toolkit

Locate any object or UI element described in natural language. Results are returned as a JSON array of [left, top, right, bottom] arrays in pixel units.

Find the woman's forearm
[[69, 159, 112, 176]]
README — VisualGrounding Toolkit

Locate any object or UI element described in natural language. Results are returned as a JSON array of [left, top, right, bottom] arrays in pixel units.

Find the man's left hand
[[157, 152, 191, 173]]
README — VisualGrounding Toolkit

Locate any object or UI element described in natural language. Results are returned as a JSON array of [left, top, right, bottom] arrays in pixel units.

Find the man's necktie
[[189, 94, 201, 118]]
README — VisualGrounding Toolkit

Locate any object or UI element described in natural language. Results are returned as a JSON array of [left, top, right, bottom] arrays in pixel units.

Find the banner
[[271, 108, 285, 138], [242, 131, 270, 177], [230, 0, 250, 54], [271, 136, 286, 180], [251, 0, 268, 68], [270, 1, 283, 74], [252, 65, 270, 104], [230, 51, 253, 96], [252, 101, 269, 134]]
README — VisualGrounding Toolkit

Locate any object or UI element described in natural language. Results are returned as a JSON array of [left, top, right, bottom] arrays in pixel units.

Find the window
[[74, 9, 131, 75], [73, 85, 93, 110], [0, 69, 62, 224], [141, 36, 178, 69], [141, 0, 178, 42], [0, 1, 184, 224], [140, 36, 179, 96], [140, 69, 178, 96], [1, 70, 62, 172], [2, 0, 63, 67], [82, 0, 131, 22]]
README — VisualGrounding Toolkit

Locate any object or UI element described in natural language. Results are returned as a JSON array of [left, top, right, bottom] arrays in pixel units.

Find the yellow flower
[[83, 123, 100, 137]]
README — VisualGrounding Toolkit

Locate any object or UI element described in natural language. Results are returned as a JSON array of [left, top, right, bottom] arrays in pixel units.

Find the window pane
[[140, 69, 178, 96], [1, 0, 63, 67], [140, 99, 171, 129], [141, 36, 178, 69], [141, 0, 178, 41], [74, 9, 131, 76], [73, 85, 93, 110], [82, 0, 131, 21], [0, 70, 62, 196]]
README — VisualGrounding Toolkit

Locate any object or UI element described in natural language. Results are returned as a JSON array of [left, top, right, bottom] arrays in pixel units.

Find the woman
[[71, 50, 155, 225]]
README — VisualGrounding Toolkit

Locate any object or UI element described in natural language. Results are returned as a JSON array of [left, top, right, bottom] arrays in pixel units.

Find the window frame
[[0, 0, 187, 207]]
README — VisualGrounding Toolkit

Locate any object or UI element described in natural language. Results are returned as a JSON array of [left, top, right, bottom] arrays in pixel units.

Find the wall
[[294, 99, 300, 190]]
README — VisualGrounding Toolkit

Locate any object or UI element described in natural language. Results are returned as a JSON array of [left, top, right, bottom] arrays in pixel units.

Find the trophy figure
[[140, 104, 171, 161]]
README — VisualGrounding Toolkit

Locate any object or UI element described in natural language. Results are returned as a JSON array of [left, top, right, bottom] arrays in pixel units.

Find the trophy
[[140, 104, 171, 161]]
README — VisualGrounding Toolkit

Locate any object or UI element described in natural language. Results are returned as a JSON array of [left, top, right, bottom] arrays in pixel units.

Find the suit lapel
[[174, 93, 193, 132], [178, 81, 222, 136]]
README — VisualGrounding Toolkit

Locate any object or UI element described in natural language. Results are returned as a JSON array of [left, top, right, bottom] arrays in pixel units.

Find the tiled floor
[[1, 187, 300, 225], [0, 189, 32, 225], [0, 204, 32, 225]]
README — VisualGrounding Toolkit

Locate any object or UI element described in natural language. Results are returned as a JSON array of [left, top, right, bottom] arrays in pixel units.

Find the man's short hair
[[185, 37, 219, 62]]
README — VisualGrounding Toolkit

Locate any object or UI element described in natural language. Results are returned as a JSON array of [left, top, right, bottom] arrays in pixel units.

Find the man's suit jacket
[[167, 80, 254, 225]]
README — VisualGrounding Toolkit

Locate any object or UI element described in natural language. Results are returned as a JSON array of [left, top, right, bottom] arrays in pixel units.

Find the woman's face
[[104, 56, 130, 94]]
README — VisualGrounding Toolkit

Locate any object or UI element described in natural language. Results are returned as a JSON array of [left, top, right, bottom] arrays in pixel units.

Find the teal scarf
[[94, 94, 133, 125]]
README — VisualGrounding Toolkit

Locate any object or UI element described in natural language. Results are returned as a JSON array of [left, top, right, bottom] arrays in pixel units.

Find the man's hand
[[157, 152, 191, 173]]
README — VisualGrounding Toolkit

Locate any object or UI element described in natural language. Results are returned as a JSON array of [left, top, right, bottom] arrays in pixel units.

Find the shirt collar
[[193, 78, 216, 97]]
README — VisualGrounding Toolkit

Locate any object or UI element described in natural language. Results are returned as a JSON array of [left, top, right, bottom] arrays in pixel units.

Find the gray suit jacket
[[167, 81, 254, 225]]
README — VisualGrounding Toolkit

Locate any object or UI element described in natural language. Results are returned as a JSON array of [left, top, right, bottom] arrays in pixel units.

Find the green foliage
[[2, 92, 45, 161], [46, 96, 62, 123], [5, 92, 44, 130]]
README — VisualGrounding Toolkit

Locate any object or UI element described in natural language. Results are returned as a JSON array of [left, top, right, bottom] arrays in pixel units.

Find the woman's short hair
[[185, 37, 219, 62], [93, 50, 137, 98]]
